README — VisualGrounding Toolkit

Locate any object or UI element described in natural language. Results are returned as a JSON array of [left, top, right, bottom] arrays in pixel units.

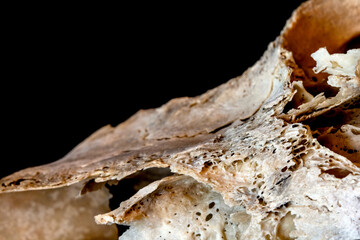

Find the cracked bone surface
[[1, 0, 360, 239]]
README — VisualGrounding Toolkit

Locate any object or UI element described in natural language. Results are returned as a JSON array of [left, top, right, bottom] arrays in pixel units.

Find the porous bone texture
[[97, 46, 360, 238], [0, 0, 359, 239]]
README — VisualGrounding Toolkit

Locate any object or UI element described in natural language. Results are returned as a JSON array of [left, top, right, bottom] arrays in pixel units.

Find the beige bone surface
[[1, 0, 360, 239]]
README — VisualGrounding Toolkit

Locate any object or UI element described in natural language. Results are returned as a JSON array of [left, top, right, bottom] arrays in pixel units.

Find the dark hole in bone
[[304, 105, 359, 130], [106, 167, 173, 235], [343, 34, 360, 52], [322, 168, 351, 179], [276, 201, 290, 210], [10, 178, 25, 186], [303, 98, 360, 164], [81, 179, 103, 195]]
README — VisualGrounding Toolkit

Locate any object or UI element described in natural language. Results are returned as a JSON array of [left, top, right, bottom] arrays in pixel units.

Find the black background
[[1, 2, 305, 178]]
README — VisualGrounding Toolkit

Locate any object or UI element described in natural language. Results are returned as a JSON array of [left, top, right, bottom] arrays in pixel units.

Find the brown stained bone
[[1, 0, 360, 239], [0, 33, 281, 192], [281, 0, 360, 96], [2, 0, 359, 194]]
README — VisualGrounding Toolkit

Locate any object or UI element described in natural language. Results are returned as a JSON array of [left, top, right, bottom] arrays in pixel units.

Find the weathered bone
[[1, 0, 359, 239]]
